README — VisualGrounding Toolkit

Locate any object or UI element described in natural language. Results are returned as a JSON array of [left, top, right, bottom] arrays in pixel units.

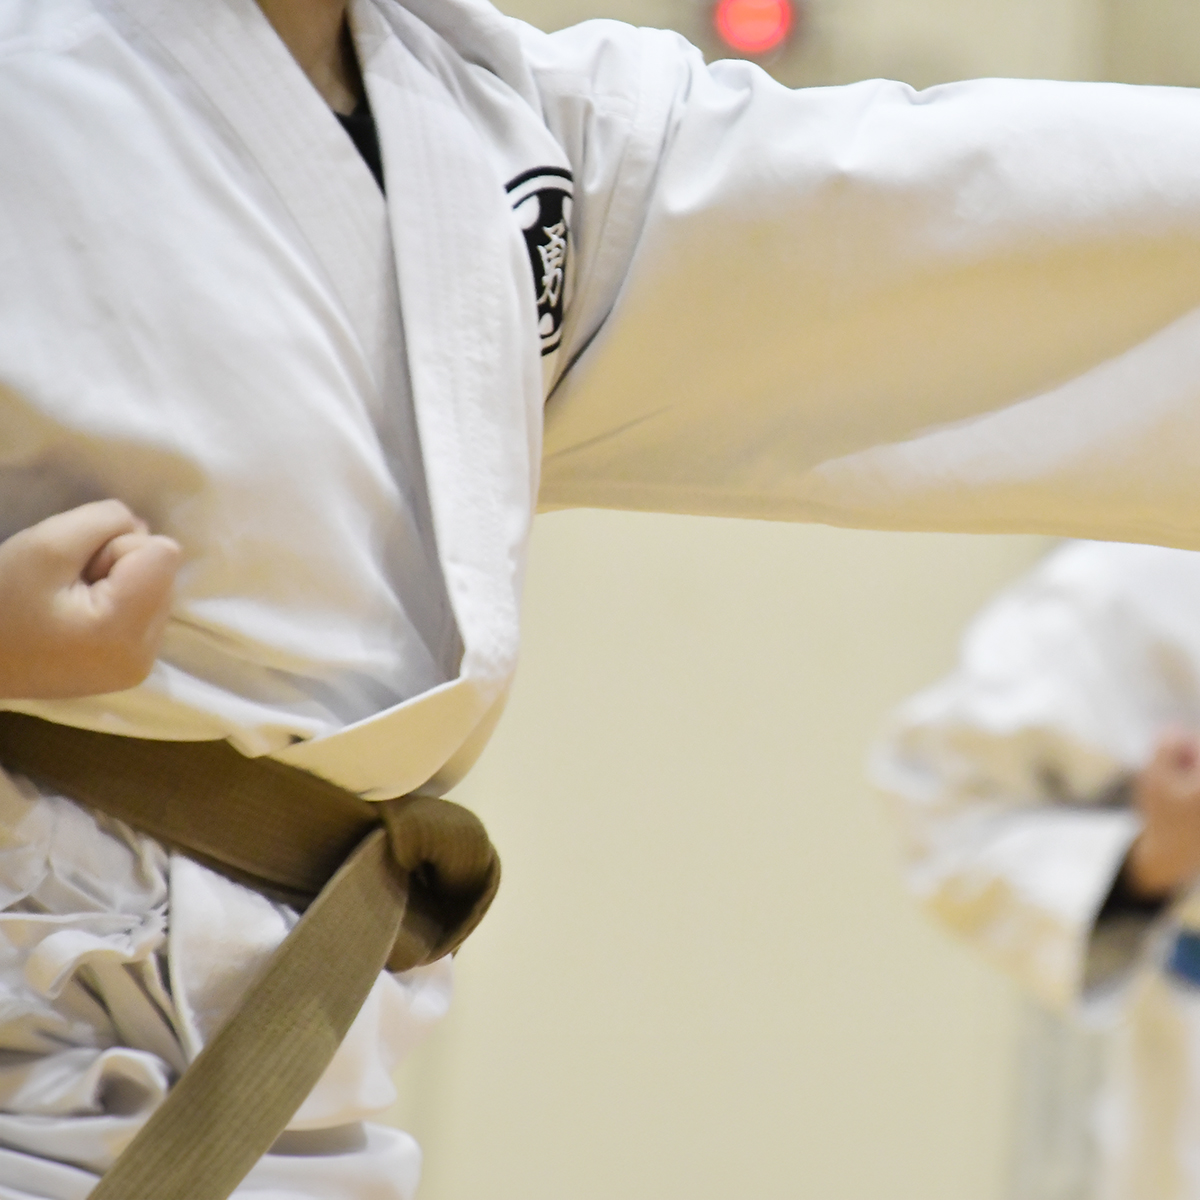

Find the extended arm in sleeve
[[534, 27, 1200, 548], [875, 722, 1140, 1012]]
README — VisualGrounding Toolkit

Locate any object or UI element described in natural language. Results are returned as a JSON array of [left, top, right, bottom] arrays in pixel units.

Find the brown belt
[[0, 710, 500, 1200]]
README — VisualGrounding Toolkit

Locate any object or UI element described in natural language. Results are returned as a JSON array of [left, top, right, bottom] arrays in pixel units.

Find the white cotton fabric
[[0, 765, 449, 1200], [871, 541, 1200, 1008], [9, 2, 1200, 797], [872, 541, 1200, 1200]]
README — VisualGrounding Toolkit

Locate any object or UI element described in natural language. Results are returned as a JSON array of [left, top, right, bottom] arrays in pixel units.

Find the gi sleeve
[[867, 544, 1185, 1013], [527, 21, 1200, 548], [1086, 858, 1170, 1001]]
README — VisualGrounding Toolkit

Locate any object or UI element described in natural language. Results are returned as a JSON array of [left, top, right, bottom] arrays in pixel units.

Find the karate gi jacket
[[873, 542, 1200, 1200], [13, 2, 1200, 1195], [9, 0, 1200, 807]]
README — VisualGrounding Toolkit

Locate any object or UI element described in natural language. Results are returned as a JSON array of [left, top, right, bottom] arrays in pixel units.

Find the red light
[[714, 0, 795, 56]]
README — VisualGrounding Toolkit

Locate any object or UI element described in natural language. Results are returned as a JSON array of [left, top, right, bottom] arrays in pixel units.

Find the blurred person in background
[[873, 542, 1200, 1200]]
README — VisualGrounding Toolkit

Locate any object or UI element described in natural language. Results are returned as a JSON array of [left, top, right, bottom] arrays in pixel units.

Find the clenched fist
[[0, 500, 181, 699], [1125, 729, 1200, 901]]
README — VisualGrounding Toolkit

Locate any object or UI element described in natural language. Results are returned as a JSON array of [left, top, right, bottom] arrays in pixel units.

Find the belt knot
[[380, 794, 501, 972]]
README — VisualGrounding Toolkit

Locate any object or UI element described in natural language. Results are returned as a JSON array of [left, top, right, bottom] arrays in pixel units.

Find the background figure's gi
[[13, 0, 1200, 1194], [873, 542, 1200, 1200]]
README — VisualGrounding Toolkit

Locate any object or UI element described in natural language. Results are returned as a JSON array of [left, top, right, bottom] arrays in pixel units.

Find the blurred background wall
[[478, 0, 1200, 89], [385, 4, 1200, 1199], [389, 523, 1046, 1200]]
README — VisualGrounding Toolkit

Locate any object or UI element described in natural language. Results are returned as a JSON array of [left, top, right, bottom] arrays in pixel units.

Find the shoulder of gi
[[375, 0, 698, 390]]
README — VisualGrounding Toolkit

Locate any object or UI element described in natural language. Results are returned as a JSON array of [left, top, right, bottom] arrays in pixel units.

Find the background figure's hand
[[0, 500, 181, 699], [1126, 729, 1200, 900]]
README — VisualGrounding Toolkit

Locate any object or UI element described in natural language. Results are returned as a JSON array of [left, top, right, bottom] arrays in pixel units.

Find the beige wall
[[389, 518, 1047, 1200], [498, 0, 1106, 85], [500, 0, 1200, 87], [1103, 0, 1200, 86]]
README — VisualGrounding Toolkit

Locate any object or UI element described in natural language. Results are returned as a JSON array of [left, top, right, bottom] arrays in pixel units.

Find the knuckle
[[92, 498, 134, 524], [154, 539, 183, 572]]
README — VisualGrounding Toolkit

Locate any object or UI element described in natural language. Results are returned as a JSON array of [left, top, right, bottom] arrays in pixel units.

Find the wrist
[[1124, 837, 1192, 902]]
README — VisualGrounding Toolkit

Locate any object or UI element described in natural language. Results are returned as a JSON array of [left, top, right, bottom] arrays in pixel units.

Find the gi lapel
[[280, 6, 548, 797], [354, 3, 543, 714], [279, 3, 551, 797], [102, 0, 393, 371]]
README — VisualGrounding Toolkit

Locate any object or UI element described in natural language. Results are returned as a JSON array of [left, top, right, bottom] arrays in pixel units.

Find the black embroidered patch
[[506, 167, 573, 356]]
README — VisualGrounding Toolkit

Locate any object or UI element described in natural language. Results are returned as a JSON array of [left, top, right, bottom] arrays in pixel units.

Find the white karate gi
[[10, 0, 1200, 1193], [872, 542, 1200, 1200]]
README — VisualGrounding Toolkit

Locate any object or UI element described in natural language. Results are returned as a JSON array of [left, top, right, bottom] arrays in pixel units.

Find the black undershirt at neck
[[337, 95, 385, 194]]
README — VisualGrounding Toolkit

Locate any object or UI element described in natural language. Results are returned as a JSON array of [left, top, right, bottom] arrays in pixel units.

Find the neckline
[[335, 93, 386, 193]]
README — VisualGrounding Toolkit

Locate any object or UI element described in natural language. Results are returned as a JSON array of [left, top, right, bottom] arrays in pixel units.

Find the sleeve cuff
[[1081, 818, 1172, 1012]]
